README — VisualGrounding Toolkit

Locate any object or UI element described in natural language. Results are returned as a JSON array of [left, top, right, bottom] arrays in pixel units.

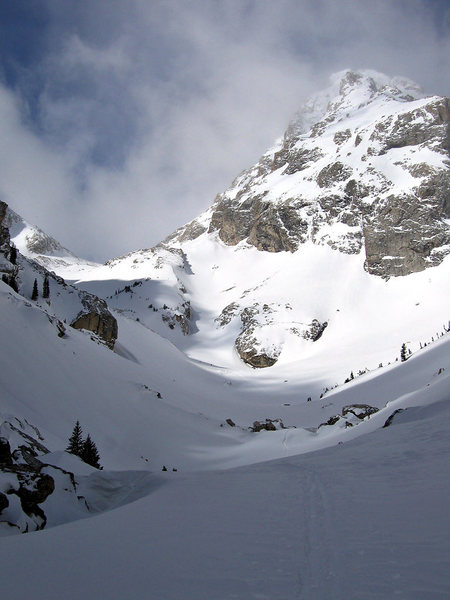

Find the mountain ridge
[[164, 69, 449, 278]]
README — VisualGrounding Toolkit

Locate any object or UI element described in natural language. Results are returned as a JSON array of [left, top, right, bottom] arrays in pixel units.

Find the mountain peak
[[166, 70, 449, 280], [332, 69, 423, 101], [286, 69, 425, 140]]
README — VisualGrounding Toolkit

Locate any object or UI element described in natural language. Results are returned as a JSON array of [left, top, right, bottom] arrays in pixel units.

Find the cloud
[[0, 0, 448, 261]]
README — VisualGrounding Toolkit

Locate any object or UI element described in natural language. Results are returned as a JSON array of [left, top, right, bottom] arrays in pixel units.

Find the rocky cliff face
[[168, 70, 449, 279]]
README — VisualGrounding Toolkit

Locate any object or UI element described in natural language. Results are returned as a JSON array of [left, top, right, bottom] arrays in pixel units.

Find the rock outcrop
[[0, 419, 88, 535], [71, 292, 118, 349], [215, 301, 328, 368]]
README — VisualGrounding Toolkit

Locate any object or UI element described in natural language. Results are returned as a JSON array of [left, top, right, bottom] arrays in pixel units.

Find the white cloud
[[1, 0, 449, 261]]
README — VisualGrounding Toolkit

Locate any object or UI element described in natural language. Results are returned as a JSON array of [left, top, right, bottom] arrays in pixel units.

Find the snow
[[0, 393, 448, 599]]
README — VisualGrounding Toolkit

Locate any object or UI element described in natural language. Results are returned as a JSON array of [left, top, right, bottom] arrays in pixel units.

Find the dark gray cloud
[[0, 0, 448, 261]]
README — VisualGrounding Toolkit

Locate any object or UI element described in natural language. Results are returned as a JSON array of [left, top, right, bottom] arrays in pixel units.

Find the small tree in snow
[[43, 274, 50, 298], [81, 434, 101, 469], [66, 420, 84, 456], [400, 343, 409, 362], [31, 278, 38, 300], [9, 246, 17, 265]]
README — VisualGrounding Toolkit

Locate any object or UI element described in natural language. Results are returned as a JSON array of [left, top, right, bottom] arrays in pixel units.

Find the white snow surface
[[0, 391, 448, 599]]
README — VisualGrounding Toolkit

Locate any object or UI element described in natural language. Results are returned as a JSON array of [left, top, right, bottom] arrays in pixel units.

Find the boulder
[[71, 293, 118, 349]]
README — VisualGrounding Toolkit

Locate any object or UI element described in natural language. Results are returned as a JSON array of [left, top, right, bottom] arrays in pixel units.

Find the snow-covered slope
[[4, 204, 98, 278], [1, 389, 449, 599]]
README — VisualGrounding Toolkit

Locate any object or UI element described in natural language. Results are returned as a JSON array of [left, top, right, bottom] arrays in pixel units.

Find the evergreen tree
[[43, 274, 50, 298], [81, 434, 101, 469], [9, 246, 17, 265], [8, 276, 18, 293], [31, 278, 38, 300], [2, 274, 17, 291], [400, 343, 408, 362], [66, 421, 83, 456]]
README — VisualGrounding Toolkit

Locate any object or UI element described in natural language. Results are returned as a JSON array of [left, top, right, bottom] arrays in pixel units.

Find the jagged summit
[[166, 69, 449, 278], [285, 69, 425, 140]]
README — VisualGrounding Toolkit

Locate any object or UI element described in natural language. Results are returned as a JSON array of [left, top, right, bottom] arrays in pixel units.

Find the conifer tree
[[43, 274, 50, 298], [31, 278, 38, 300], [9, 246, 17, 265], [66, 421, 83, 456], [81, 434, 101, 469], [9, 276, 18, 293], [400, 343, 408, 362]]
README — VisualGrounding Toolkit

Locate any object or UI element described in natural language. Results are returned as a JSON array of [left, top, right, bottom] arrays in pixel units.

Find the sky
[[0, 0, 449, 262]]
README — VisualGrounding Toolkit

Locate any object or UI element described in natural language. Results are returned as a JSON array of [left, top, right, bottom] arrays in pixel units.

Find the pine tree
[[31, 278, 38, 300], [400, 343, 408, 362], [43, 274, 50, 298], [9, 246, 17, 265], [3, 274, 18, 292], [66, 421, 83, 456], [81, 434, 101, 469]]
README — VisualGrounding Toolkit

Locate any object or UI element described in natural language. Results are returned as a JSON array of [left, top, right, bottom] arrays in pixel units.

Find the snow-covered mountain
[[45, 70, 449, 371], [1, 70, 449, 598]]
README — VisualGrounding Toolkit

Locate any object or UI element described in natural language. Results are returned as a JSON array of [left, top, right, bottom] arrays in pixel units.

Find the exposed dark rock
[[215, 302, 239, 327], [342, 404, 379, 419], [209, 196, 309, 253], [71, 292, 118, 349], [318, 415, 341, 428], [272, 146, 323, 174], [383, 408, 405, 428], [14, 471, 55, 525], [238, 349, 278, 368], [250, 419, 286, 432], [226, 419, 236, 427], [291, 319, 328, 342], [334, 129, 352, 145], [317, 162, 352, 188], [363, 186, 450, 277], [1, 418, 90, 534], [162, 219, 207, 245], [0, 437, 13, 466], [234, 304, 281, 368], [0, 491, 9, 514], [161, 301, 191, 335], [378, 98, 449, 154], [0, 201, 11, 248]]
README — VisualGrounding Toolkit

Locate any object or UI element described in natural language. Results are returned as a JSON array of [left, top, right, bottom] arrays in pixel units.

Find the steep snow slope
[[5, 205, 98, 277]]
